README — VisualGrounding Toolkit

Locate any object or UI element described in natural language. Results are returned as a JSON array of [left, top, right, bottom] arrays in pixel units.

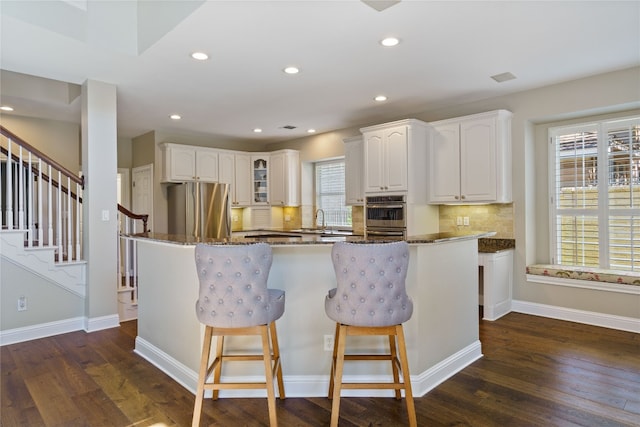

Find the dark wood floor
[[2, 312, 639, 426]]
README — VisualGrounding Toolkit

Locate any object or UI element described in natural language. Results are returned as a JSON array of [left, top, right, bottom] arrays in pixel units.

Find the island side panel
[[412, 239, 481, 374], [136, 241, 203, 374]]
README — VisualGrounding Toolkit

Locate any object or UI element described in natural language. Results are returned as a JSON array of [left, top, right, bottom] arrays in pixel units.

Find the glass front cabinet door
[[252, 156, 269, 205]]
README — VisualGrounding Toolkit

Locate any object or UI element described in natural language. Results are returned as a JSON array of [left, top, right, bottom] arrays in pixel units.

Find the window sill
[[526, 264, 640, 295]]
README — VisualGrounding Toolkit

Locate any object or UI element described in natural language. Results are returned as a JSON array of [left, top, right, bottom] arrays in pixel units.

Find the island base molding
[[135, 335, 482, 398]]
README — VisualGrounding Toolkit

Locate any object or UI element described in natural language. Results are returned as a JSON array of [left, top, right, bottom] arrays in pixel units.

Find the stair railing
[[1, 125, 84, 262], [117, 204, 149, 308]]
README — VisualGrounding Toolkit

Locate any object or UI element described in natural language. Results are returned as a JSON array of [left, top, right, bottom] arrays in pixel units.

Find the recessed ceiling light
[[374, 95, 388, 102], [380, 37, 400, 47], [283, 66, 300, 74], [253, 128, 263, 133], [170, 114, 181, 120], [0, 105, 14, 111], [307, 129, 316, 134], [191, 52, 209, 61]]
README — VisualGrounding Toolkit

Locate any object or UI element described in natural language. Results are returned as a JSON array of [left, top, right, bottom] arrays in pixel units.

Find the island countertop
[[129, 230, 496, 246]]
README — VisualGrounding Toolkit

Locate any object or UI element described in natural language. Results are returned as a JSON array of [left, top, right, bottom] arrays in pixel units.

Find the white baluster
[[57, 171, 63, 259], [132, 234, 138, 304], [6, 139, 12, 230], [75, 181, 81, 260], [27, 152, 33, 246], [37, 158, 43, 247], [67, 176, 72, 261], [124, 218, 131, 289], [47, 164, 53, 247], [18, 146, 24, 229]]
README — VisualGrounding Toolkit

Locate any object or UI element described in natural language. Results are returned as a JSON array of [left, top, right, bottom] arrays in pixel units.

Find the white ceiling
[[1, 0, 639, 144]]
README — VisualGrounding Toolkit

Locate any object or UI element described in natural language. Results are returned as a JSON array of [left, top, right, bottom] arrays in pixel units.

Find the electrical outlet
[[463, 216, 470, 226], [17, 296, 27, 311], [456, 216, 463, 226], [323, 334, 334, 351]]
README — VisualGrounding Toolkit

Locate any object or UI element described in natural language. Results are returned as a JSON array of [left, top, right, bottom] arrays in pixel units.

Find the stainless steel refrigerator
[[167, 182, 231, 239]]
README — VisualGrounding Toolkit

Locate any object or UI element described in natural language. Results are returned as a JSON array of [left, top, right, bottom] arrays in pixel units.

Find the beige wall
[[439, 204, 514, 238]]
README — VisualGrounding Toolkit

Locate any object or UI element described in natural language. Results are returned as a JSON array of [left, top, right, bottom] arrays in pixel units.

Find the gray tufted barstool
[[192, 243, 285, 427], [325, 241, 416, 427]]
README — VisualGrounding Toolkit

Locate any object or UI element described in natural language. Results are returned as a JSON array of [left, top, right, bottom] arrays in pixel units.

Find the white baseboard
[[0, 316, 84, 346], [1, 314, 121, 346], [85, 314, 120, 332], [512, 300, 640, 333], [134, 336, 482, 398]]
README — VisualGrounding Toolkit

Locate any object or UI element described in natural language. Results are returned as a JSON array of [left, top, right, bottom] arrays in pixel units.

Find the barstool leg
[[388, 334, 401, 400], [261, 324, 278, 426], [192, 326, 213, 427], [330, 324, 348, 427], [212, 335, 224, 400], [396, 325, 417, 427], [328, 322, 340, 399], [269, 321, 285, 399]]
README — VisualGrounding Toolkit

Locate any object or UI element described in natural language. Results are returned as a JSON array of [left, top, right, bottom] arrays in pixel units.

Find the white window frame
[[314, 158, 351, 228], [548, 115, 640, 271]]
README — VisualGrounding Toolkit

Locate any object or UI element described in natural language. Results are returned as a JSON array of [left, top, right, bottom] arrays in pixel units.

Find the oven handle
[[366, 229, 405, 236], [366, 204, 405, 209]]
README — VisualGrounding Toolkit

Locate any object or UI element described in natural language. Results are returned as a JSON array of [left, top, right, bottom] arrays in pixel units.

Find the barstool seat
[[192, 243, 285, 427], [325, 241, 417, 427]]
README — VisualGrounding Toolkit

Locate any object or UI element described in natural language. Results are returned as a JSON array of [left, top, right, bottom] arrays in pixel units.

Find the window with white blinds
[[550, 116, 640, 271], [315, 159, 352, 227]]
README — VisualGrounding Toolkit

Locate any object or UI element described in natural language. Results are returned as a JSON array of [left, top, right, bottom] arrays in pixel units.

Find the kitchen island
[[131, 231, 493, 398]]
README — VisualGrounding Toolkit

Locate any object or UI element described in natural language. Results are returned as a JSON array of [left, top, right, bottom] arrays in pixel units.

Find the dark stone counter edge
[[478, 238, 516, 253], [128, 230, 498, 246]]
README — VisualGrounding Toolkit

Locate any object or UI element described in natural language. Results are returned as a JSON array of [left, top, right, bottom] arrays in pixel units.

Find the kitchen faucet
[[315, 208, 326, 230]]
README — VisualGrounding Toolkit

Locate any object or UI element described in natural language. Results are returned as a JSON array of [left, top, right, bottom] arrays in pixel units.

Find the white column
[[81, 79, 119, 331]]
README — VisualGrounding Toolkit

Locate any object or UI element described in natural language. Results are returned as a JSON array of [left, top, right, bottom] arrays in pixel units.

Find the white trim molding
[[134, 336, 483, 398], [0, 316, 85, 346], [512, 300, 640, 333], [527, 274, 640, 295]]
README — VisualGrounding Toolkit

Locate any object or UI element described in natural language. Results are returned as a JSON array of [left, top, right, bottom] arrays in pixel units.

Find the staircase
[[1, 126, 149, 337]]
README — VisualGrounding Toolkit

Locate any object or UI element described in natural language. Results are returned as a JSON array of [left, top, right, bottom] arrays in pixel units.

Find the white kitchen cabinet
[[219, 151, 252, 206], [428, 110, 512, 204], [479, 249, 514, 321], [360, 119, 430, 203], [160, 143, 219, 183], [269, 150, 300, 206], [252, 155, 269, 205], [344, 136, 364, 205]]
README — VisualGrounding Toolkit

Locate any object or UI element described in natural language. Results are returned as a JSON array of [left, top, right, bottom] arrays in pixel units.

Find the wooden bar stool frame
[[327, 322, 417, 427], [192, 321, 285, 427]]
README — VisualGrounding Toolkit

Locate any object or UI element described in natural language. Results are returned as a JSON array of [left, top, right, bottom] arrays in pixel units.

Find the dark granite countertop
[[478, 238, 515, 253], [129, 230, 496, 246]]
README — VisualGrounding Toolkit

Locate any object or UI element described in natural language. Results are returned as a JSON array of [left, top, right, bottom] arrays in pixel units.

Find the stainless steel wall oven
[[365, 194, 406, 240]]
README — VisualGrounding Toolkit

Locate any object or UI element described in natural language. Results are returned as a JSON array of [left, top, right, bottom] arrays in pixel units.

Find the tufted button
[[209, 284, 214, 290], [217, 272, 222, 277], [388, 256, 393, 262], [388, 283, 394, 288], [388, 309, 394, 314], [204, 296, 209, 302], [336, 304, 341, 311], [199, 306, 204, 312], [235, 272, 242, 277], [228, 312, 234, 317], [201, 269, 207, 275], [248, 310, 253, 316], [360, 297, 365, 303], [225, 258, 232, 264], [369, 258, 375, 263], [227, 286, 233, 291], [210, 310, 216, 316], [218, 299, 224, 304], [342, 294, 348, 300], [402, 304, 407, 310], [244, 257, 251, 263], [379, 298, 384, 303], [350, 256, 356, 262], [396, 295, 401, 300], [370, 284, 375, 289], [396, 267, 402, 273], [208, 257, 213, 264], [379, 270, 385, 276], [343, 268, 348, 274], [254, 269, 260, 275], [237, 298, 243, 304], [351, 309, 356, 315], [256, 295, 262, 301], [369, 310, 375, 316], [360, 270, 365, 276], [350, 282, 356, 288], [246, 284, 252, 290], [265, 304, 271, 311]]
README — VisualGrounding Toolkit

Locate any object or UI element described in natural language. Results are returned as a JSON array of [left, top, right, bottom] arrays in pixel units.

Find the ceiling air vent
[[281, 125, 297, 130], [490, 72, 517, 83]]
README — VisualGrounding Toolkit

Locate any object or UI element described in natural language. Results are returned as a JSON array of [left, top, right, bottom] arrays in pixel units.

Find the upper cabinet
[[270, 150, 300, 206], [343, 135, 364, 205], [428, 110, 512, 204], [252, 155, 270, 205], [160, 143, 219, 183], [219, 151, 252, 206], [361, 119, 430, 203]]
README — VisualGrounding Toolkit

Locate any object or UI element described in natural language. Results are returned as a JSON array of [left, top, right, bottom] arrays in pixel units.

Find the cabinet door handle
[[461, 195, 466, 200], [454, 195, 460, 200]]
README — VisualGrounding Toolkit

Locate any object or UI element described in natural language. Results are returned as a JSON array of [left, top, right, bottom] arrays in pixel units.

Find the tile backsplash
[[439, 203, 514, 238]]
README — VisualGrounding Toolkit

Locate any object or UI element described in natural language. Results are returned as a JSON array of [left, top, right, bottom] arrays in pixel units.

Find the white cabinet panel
[[161, 143, 218, 183], [344, 136, 364, 205], [270, 150, 300, 206]]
